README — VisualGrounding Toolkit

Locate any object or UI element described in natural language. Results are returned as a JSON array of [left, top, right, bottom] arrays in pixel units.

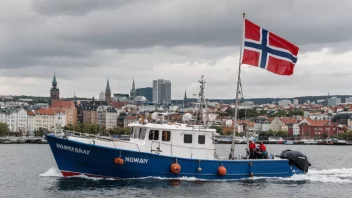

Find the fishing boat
[[45, 13, 311, 180]]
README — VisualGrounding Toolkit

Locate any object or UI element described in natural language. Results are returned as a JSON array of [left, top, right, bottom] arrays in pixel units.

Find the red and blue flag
[[241, 19, 299, 76]]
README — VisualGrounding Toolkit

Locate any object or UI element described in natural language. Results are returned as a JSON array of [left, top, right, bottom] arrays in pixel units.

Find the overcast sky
[[1, 0, 352, 100]]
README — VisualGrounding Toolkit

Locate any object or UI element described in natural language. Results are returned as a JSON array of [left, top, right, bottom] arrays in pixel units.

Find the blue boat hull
[[46, 135, 304, 179]]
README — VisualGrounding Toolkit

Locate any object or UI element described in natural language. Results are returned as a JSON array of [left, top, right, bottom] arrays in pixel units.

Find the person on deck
[[248, 140, 256, 159], [258, 142, 268, 159]]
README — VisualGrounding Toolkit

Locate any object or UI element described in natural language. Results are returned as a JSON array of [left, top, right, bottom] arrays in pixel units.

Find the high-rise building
[[136, 87, 153, 101], [50, 73, 60, 105], [345, 97, 352, 103], [153, 79, 171, 104], [113, 93, 129, 102], [328, 97, 341, 106], [99, 92, 105, 101], [278, 100, 291, 106], [130, 79, 136, 100], [293, 99, 299, 105], [105, 78, 112, 104]]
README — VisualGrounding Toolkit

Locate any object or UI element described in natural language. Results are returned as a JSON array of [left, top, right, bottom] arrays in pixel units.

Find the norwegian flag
[[241, 19, 299, 76]]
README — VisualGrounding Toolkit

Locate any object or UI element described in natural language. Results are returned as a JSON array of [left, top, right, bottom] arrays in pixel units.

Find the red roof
[[304, 118, 330, 126], [110, 101, 126, 109], [51, 101, 74, 108], [280, 118, 298, 125], [27, 110, 35, 116]]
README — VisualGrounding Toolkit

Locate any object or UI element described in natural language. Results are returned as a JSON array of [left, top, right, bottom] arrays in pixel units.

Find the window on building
[[198, 135, 205, 144], [148, 130, 159, 140], [162, 131, 171, 141], [139, 128, 147, 139], [184, 134, 192, 144]]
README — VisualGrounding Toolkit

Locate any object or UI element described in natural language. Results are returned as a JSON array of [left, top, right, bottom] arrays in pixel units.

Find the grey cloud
[[2, 0, 352, 98], [32, 0, 138, 16]]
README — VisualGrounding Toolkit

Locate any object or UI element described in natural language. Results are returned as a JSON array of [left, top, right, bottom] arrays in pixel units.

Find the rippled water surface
[[1, 144, 352, 198]]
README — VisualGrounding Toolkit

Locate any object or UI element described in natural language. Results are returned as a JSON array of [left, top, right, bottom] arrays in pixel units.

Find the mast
[[230, 13, 245, 159], [197, 76, 207, 125]]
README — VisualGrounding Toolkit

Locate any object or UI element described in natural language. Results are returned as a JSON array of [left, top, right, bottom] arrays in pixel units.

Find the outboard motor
[[280, 149, 311, 173]]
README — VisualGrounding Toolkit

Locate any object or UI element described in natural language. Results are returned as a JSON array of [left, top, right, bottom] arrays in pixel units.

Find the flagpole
[[230, 13, 245, 160]]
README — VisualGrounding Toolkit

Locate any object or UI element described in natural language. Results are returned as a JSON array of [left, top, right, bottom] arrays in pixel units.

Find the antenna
[[194, 75, 209, 126]]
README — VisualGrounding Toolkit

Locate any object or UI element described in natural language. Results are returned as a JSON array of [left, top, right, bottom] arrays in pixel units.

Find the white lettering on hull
[[56, 143, 90, 155], [125, 157, 149, 164]]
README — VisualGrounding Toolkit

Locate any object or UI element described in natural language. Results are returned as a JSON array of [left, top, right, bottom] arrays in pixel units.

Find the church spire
[[130, 78, 136, 100], [52, 72, 57, 87], [183, 88, 188, 108], [106, 78, 111, 93], [74, 90, 77, 104], [105, 78, 112, 104]]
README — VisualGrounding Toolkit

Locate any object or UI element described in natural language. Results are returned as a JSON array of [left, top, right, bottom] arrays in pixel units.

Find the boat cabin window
[[184, 134, 192, 144], [198, 135, 205, 144], [139, 128, 147, 139], [148, 130, 159, 140], [130, 127, 135, 138], [133, 128, 139, 139], [162, 131, 171, 141]]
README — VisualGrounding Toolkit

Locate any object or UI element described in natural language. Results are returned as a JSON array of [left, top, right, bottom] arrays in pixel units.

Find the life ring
[[114, 158, 124, 165], [170, 163, 181, 174], [218, 165, 226, 176]]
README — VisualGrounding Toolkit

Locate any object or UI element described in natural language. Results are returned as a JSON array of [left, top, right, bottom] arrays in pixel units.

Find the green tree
[[63, 124, 74, 131], [0, 123, 9, 136], [276, 130, 288, 137], [211, 126, 223, 135], [73, 124, 82, 132], [34, 128, 45, 137], [225, 108, 235, 117], [267, 129, 276, 137]]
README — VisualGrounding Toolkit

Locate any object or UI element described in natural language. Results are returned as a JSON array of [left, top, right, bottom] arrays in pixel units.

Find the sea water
[[1, 144, 352, 197]]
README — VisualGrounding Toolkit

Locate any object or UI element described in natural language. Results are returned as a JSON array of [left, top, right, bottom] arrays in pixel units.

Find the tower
[[74, 91, 77, 105], [130, 78, 136, 100], [105, 78, 111, 104], [50, 72, 60, 105], [183, 88, 188, 108]]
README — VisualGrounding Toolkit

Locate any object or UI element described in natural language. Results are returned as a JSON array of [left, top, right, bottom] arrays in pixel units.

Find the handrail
[[63, 130, 140, 152], [150, 140, 215, 151]]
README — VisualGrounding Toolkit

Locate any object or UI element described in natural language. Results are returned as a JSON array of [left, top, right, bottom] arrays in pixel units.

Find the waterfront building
[[77, 100, 107, 124], [97, 106, 118, 129], [51, 101, 77, 127], [27, 108, 66, 134], [299, 118, 338, 138], [270, 117, 297, 132], [136, 87, 153, 102], [0, 108, 28, 134], [152, 79, 171, 104]]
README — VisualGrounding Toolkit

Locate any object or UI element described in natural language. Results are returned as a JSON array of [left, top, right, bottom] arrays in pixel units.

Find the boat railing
[[150, 140, 215, 158], [62, 130, 141, 151]]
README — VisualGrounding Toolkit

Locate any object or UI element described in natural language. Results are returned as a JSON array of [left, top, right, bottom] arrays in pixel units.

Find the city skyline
[[2, 1, 352, 99]]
